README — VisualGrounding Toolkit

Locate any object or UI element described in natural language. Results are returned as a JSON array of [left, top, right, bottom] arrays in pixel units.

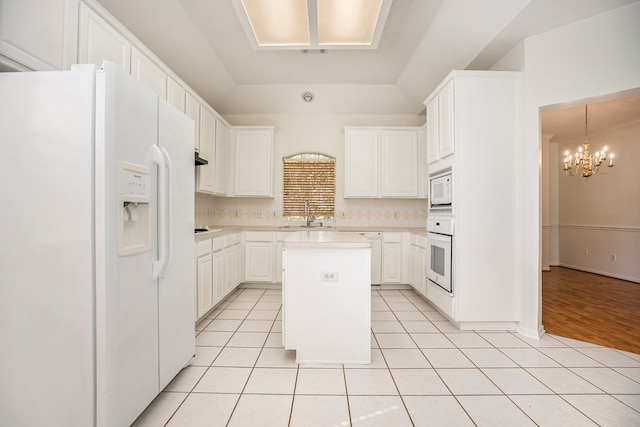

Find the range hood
[[194, 151, 208, 166]]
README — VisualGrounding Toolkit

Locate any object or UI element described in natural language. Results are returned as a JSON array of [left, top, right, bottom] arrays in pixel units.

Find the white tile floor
[[133, 288, 640, 426]]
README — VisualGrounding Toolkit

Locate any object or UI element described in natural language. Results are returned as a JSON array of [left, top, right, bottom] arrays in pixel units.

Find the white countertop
[[283, 231, 373, 248]]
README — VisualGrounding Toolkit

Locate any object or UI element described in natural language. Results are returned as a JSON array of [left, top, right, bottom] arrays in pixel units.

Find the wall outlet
[[253, 210, 262, 219], [611, 254, 617, 262], [272, 211, 277, 218], [233, 210, 239, 218], [340, 211, 346, 219], [321, 271, 338, 282], [393, 211, 400, 219]]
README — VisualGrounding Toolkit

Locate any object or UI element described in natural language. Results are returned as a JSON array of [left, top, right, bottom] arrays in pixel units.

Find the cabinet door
[[196, 106, 216, 193], [166, 76, 186, 112], [382, 242, 402, 284], [344, 128, 378, 197], [408, 244, 417, 288], [0, 0, 78, 71], [131, 47, 166, 98], [417, 246, 426, 296], [244, 242, 274, 282], [234, 128, 273, 197], [232, 243, 242, 287], [185, 92, 201, 151], [417, 126, 428, 198], [213, 250, 225, 305], [196, 253, 213, 319], [380, 130, 418, 197], [78, 3, 130, 71], [426, 96, 439, 165], [438, 79, 455, 159], [213, 120, 230, 195], [223, 247, 234, 295]]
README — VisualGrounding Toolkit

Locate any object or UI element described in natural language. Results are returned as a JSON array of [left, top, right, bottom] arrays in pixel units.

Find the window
[[283, 153, 335, 222]]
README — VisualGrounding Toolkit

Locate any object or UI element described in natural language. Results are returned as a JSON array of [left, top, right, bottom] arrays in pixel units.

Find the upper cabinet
[[344, 128, 379, 198], [196, 106, 217, 194], [213, 121, 230, 196], [130, 47, 166, 98], [0, 0, 78, 71], [78, 2, 131, 71], [344, 127, 424, 199], [380, 129, 419, 198], [166, 76, 186, 113], [234, 127, 274, 197], [185, 91, 201, 151], [425, 79, 454, 166]]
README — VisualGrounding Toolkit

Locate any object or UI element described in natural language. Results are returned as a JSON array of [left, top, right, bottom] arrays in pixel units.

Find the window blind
[[283, 154, 335, 218]]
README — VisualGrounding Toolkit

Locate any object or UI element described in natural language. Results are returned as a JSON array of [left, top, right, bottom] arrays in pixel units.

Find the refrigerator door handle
[[160, 146, 173, 275], [151, 145, 167, 279]]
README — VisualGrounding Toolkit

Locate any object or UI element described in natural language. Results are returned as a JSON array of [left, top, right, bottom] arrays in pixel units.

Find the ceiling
[[95, 0, 639, 119]]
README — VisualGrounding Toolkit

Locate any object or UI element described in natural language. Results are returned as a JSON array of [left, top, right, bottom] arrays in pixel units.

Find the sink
[[194, 227, 222, 234]]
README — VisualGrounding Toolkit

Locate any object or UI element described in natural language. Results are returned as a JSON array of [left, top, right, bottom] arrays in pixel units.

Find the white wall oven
[[426, 218, 454, 293]]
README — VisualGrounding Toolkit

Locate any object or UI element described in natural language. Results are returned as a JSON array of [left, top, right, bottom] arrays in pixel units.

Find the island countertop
[[282, 230, 373, 249]]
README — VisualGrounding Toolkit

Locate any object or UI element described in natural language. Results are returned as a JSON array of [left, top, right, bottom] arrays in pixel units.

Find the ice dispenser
[[118, 162, 151, 256]]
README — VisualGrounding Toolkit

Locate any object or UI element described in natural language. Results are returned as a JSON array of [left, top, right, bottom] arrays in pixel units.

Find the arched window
[[282, 153, 335, 222]]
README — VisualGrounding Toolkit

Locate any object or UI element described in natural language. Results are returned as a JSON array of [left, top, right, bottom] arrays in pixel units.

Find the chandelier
[[563, 105, 614, 178]]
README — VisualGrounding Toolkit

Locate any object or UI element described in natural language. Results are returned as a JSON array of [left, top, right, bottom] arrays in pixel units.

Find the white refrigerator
[[0, 62, 195, 427]]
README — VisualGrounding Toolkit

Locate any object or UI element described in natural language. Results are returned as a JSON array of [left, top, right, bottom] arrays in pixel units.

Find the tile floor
[[133, 288, 640, 426]]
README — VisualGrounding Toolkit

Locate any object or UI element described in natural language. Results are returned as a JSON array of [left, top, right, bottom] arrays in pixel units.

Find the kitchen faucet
[[304, 200, 316, 227]]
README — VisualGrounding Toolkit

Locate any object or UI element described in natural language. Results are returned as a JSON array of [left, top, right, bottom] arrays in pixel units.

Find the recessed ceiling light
[[317, 0, 383, 45], [302, 92, 314, 102], [241, 0, 310, 46], [233, 0, 393, 50]]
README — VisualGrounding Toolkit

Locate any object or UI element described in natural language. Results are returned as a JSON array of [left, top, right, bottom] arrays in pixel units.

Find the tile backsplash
[[195, 193, 427, 228]]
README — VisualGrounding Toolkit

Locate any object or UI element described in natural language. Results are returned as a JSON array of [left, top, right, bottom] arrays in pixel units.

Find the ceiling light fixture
[[563, 105, 615, 178], [241, 0, 310, 46], [234, 0, 392, 50], [317, 0, 383, 45], [302, 92, 314, 102]]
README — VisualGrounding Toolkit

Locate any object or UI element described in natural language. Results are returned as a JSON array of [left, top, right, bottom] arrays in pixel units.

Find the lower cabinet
[[382, 232, 403, 284], [408, 233, 427, 296], [196, 239, 214, 319], [195, 232, 242, 321], [244, 243, 274, 282]]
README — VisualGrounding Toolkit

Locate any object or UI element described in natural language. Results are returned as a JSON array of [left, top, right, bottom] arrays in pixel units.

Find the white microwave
[[430, 173, 452, 208]]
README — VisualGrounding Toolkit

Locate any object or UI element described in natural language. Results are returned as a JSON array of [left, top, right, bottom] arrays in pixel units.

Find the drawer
[[197, 238, 212, 256], [213, 236, 225, 251], [383, 232, 403, 243], [244, 231, 275, 242]]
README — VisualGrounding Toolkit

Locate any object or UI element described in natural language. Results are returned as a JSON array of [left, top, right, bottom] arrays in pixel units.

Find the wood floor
[[542, 266, 640, 354]]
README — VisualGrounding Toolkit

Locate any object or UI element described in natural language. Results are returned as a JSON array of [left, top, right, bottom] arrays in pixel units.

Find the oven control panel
[[427, 218, 454, 235]]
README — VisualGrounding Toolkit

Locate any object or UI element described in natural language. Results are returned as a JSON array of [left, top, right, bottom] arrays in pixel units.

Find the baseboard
[[558, 263, 639, 284]]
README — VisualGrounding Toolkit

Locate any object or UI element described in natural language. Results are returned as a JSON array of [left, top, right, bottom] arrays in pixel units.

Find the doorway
[[540, 92, 640, 353]]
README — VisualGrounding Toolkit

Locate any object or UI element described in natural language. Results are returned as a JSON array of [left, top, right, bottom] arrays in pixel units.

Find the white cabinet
[[195, 232, 242, 321], [423, 71, 521, 328], [196, 106, 216, 193], [213, 121, 230, 195], [426, 79, 455, 166], [130, 47, 166, 98], [234, 127, 274, 197], [244, 231, 275, 282], [78, 2, 131, 71], [344, 127, 422, 198], [344, 128, 378, 197], [166, 76, 186, 112], [380, 130, 418, 197], [0, 0, 78, 71], [382, 232, 403, 284], [185, 92, 201, 151], [408, 233, 427, 296], [196, 239, 214, 319]]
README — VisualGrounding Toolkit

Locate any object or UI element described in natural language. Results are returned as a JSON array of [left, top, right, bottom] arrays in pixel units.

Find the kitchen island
[[282, 231, 372, 364]]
